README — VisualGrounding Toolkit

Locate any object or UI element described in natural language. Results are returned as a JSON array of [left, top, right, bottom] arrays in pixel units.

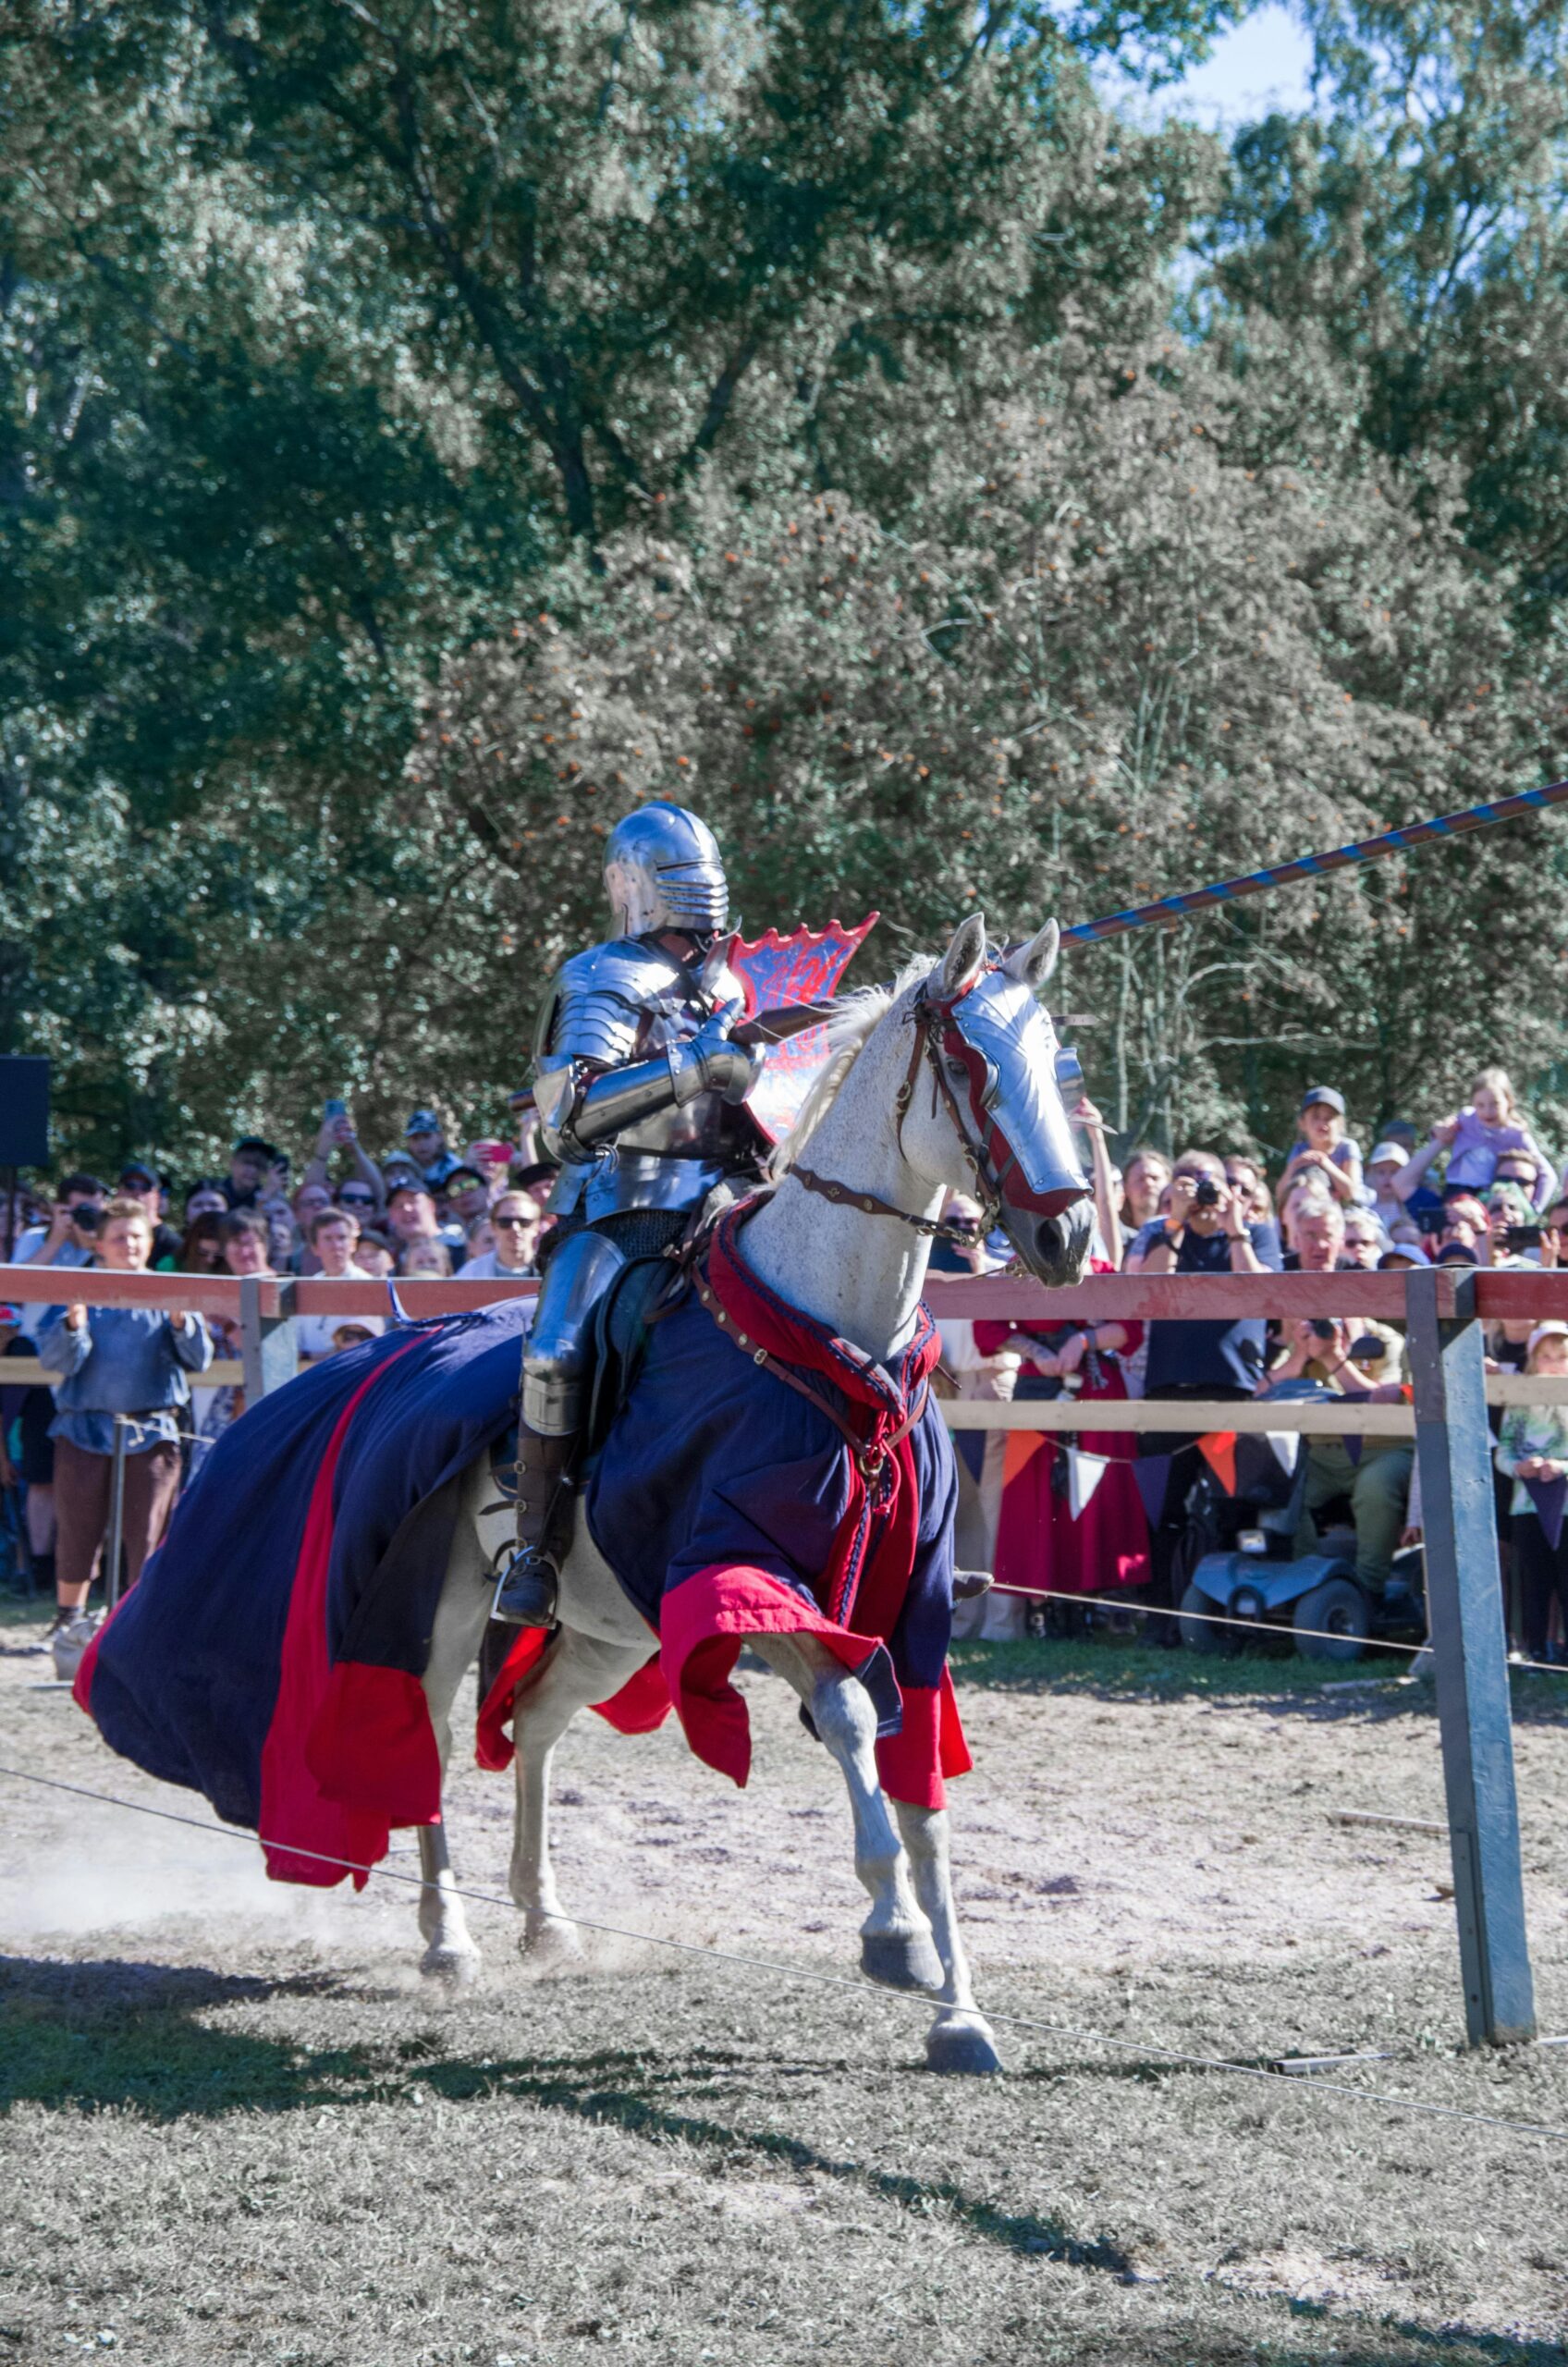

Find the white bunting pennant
[[1067, 1448, 1110, 1521], [1265, 1432, 1300, 1476]]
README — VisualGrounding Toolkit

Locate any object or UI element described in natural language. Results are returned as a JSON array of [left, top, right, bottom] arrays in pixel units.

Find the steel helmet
[[603, 801, 729, 937]]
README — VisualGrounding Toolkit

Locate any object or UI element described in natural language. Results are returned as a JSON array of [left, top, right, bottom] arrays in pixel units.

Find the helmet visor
[[655, 863, 728, 932]]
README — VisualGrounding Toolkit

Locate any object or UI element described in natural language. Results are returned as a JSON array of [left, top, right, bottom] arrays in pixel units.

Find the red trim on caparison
[[259, 1337, 429, 1887], [474, 1637, 671, 1771], [659, 1564, 893, 1790], [306, 1662, 440, 1824], [875, 1670, 972, 1809]]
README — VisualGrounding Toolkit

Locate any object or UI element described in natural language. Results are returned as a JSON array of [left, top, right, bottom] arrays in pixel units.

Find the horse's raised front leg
[[895, 1800, 1001, 2074], [753, 1635, 942, 1994], [509, 1627, 651, 1962]]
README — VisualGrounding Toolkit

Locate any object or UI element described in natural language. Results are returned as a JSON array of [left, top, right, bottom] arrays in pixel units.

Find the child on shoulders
[[1274, 1085, 1367, 1214], [1402, 1079, 1553, 1211]]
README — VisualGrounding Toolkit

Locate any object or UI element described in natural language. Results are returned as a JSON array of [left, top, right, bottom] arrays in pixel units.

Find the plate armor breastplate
[[533, 938, 762, 1218]]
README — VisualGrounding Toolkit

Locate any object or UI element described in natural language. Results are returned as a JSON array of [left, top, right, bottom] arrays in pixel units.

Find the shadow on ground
[[0, 1951, 1128, 2273]]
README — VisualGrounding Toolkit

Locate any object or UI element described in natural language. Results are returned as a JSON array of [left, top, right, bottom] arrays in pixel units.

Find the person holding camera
[[10, 1174, 104, 1301], [1264, 1196, 1413, 1601], [34, 1196, 212, 1650], [1125, 1150, 1283, 1626], [300, 1103, 387, 1217]]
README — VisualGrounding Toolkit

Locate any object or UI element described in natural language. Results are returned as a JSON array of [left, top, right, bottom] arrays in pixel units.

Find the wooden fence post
[[239, 1276, 296, 1401], [1405, 1264, 1536, 2045]]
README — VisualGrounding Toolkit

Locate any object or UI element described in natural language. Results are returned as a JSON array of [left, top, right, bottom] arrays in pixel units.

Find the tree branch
[[681, 335, 761, 470]]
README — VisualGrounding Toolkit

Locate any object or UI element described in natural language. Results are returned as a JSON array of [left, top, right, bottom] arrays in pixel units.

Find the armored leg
[[492, 1229, 628, 1627]]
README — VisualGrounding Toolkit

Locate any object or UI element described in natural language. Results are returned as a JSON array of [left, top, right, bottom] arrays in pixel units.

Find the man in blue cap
[[403, 1110, 460, 1191]]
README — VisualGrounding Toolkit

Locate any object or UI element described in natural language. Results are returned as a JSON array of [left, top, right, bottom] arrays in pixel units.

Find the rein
[[785, 978, 1006, 1245]]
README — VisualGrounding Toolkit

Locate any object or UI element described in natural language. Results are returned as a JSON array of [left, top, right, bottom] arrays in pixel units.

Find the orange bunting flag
[[1196, 1430, 1238, 1495], [1002, 1431, 1048, 1489]]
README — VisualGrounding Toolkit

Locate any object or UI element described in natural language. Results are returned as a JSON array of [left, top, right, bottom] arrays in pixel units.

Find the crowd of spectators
[[942, 1066, 1568, 1666], [0, 1100, 552, 1652], [5, 1066, 1567, 1667]]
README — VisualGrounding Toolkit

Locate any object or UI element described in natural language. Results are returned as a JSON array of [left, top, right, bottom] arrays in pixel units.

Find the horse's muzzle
[[1003, 1195, 1095, 1287]]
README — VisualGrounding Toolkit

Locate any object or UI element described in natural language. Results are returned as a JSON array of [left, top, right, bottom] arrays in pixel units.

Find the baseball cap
[[118, 1160, 159, 1188], [1367, 1140, 1408, 1169], [1435, 1242, 1479, 1266], [510, 1161, 557, 1196], [405, 1109, 442, 1136], [1300, 1085, 1346, 1116], [1378, 1244, 1429, 1269], [1527, 1321, 1568, 1355], [232, 1135, 276, 1159], [443, 1165, 484, 1192]]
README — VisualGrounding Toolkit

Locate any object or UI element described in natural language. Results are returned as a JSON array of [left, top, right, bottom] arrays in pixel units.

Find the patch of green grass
[[951, 1633, 1568, 1721], [4, 1951, 1565, 2366], [950, 1634, 1409, 1700], [0, 1588, 47, 1634]]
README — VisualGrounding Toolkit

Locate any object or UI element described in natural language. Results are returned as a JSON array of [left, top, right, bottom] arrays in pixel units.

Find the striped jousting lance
[[1060, 776, 1568, 949], [735, 778, 1568, 1043]]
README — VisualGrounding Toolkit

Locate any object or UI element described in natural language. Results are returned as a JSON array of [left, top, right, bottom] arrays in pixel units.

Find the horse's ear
[[941, 912, 988, 998], [1003, 920, 1060, 997]]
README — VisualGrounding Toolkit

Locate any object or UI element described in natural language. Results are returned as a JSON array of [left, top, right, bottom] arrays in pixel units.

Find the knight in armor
[[491, 802, 764, 1626]]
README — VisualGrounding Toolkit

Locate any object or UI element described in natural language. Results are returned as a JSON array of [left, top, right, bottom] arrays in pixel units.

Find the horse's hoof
[[420, 1941, 481, 1987], [860, 1928, 944, 1993], [925, 2013, 1002, 2076], [520, 1913, 582, 1966]]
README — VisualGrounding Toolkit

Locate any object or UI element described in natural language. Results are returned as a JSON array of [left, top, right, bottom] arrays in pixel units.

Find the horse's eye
[[946, 1058, 968, 1082]]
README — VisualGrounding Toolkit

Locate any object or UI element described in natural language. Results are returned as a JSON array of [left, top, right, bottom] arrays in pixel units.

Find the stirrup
[[491, 1544, 559, 1629], [498, 1418, 572, 1627]]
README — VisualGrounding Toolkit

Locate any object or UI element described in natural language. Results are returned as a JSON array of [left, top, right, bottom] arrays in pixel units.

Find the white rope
[[988, 1584, 1568, 1676], [990, 1583, 1425, 1655], [3, 1762, 1564, 2146]]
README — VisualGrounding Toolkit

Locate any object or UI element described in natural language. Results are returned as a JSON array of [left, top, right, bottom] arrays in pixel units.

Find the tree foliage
[[412, 330, 1567, 1151], [5, 0, 1568, 1171]]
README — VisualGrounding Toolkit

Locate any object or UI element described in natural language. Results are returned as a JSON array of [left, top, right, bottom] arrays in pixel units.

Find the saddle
[[581, 1251, 691, 1468]]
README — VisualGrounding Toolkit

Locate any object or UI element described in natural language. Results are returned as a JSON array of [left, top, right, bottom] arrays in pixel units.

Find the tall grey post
[[104, 1415, 129, 1613], [239, 1275, 297, 1402], [1405, 1264, 1536, 2045]]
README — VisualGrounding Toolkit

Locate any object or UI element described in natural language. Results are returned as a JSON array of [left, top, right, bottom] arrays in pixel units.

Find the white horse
[[410, 914, 1092, 2073]]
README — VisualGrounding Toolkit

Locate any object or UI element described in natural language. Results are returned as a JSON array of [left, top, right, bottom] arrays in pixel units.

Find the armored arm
[[533, 949, 755, 1164]]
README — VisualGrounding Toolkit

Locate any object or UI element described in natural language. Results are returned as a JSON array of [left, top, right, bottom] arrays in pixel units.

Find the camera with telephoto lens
[[70, 1203, 102, 1234], [1191, 1176, 1220, 1208]]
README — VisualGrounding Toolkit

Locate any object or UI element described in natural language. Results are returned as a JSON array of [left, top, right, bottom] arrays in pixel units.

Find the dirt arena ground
[[2, 1613, 1566, 2366]]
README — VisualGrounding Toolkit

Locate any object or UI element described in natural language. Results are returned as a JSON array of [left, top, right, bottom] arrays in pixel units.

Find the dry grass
[[2, 1611, 1566, 2366]]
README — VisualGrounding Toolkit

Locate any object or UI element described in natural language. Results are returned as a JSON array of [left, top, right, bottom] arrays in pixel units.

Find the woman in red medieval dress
[[973, 1098, 1150, 1626]]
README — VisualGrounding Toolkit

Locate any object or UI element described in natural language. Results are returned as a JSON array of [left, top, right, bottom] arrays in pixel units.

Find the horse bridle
[[787, 975, 1013, 1245]]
